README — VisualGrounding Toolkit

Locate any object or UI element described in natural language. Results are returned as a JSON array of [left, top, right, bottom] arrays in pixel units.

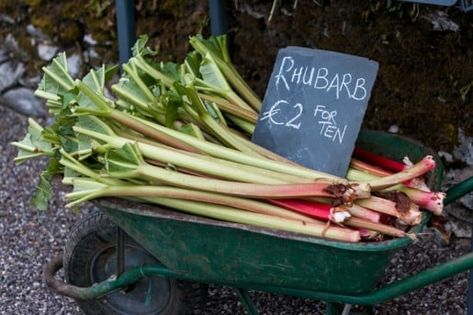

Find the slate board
[[252, 47, 379, 177]]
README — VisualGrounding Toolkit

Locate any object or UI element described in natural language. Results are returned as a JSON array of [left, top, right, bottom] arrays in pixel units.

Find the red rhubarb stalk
[[269, 199, 333, 221], [354, 147, 408, 173], [270, 199, 380, 223]]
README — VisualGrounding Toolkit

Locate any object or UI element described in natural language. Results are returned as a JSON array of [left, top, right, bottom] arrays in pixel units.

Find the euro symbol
[[260, 100, 288, 125]]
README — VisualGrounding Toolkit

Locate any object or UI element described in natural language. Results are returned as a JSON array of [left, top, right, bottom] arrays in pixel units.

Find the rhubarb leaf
[[75, 80, 112, 115], [132, 34, 157, 58], [105, 143, 143, 177], [160, 62, 181, 82], [178, 123, 205, 140], [76, 116, 116, 137], [12, 119, 54, 163], [37, 52, 75, 96], [184, 51, 202, 79], [112, 76, 149, 110], [163, 92, 183, 128], [31, 158, 61, 210], [199, 53, 231, 92]]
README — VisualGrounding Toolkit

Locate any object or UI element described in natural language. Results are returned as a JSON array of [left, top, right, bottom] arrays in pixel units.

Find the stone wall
[[1, 0, 472, 164]]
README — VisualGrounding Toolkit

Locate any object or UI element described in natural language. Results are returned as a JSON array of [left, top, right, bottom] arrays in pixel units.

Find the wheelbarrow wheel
[[63, 209, 207, 315]]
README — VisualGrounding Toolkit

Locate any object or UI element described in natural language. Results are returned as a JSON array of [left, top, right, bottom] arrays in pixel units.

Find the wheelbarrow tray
[[96, 130, 443, 296]]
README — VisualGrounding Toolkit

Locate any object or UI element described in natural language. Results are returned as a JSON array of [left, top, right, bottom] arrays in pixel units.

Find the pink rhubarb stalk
[[398, 187, 445, 215], [350, 158, 429, 191], [356, 196, 422, 225], [364, 156, 436, 190], [270, 199, 405, 237], [346, 204, 381, 223], [345, 217, 406, 238]]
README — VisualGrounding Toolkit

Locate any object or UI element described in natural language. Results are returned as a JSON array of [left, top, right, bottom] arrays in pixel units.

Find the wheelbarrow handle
[[249, 251, 473, 306], [44, 251, 473, 306], [444, 176, 473, 205], [43, 255, 150, 300]]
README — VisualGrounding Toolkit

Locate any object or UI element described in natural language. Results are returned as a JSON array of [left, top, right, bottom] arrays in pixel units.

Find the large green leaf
[[105, 143, 143, 177], [131, 34, 157, 58], [75, 80, 112, 115], [31, 158, 61, 210], [12, 119, 54, 163], [184, 51, 202, 81], [162, 92, 183, 128], [112, 76, 149, 110], [36, 52, 75, 97], [76, 116, 116, 137], [198, 53, 231, 92]]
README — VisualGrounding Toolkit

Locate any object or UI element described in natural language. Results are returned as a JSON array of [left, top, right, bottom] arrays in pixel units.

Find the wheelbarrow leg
[[326, 303, 374, 315], [326, 302, 344, 315], [467, 235, 473, 315], [236, 288, 259, 315]]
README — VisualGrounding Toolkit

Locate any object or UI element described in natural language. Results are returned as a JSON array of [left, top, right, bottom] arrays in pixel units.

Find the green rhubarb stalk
[[131, 115, 343, 181], [230, 131, 299, 164], [64, 179, 320, 223], [122, 63, 156, 103], [198, 93, 258, 122], [99, 142, 364, 202], [189, 36, 262, 111], [196, 153, 310, 183], [78, 125, 370, 200], [138, 197, 360, 242], [345, 217, 406, 238], [132, 56, 174, 87], [109, 110, 202, 154], [225, 114, 255, 134], [75, 81, 200, 153], [132, 164, 337, 199], [73, 123, 285, 184], [174, 82, 259, 156]]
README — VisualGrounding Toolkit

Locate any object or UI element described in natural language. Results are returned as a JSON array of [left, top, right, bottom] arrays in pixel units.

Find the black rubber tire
[[63, 210, 206, 315]]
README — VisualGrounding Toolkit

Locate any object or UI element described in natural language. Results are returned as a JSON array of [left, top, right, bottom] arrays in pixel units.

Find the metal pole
[[115, 0, 136, 276], [468, 241, 473, 315], [209, 0, 227, 35], [115, 0, 136, 65]]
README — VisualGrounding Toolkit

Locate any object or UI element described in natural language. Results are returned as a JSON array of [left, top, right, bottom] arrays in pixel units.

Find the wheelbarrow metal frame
[[43, 130, 473, 314]]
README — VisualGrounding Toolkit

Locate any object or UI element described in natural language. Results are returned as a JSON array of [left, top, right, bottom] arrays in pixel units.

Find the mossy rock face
[[227, 0, 473, 151], [2, 0, 472, 151]]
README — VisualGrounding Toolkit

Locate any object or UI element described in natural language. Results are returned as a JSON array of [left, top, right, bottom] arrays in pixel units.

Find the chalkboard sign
[[252, 47, 379, 177]]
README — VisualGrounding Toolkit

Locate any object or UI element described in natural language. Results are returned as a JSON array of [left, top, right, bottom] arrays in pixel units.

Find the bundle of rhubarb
[[13, 35, 445, 243]]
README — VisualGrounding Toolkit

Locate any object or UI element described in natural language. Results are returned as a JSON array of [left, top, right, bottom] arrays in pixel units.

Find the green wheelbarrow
[[43, 130, 473, 315]]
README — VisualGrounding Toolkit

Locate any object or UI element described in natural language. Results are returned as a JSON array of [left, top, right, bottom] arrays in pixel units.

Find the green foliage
[[31, 158, 61, 210]]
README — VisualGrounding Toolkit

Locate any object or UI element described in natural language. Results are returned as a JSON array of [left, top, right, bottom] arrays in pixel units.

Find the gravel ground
[[0, 104, 471, 314]]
